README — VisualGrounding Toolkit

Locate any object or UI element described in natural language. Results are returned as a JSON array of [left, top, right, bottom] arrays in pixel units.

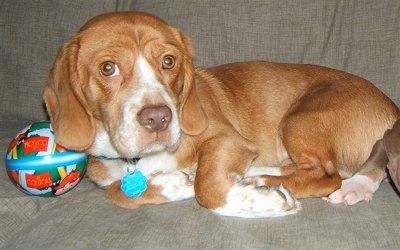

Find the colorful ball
[[5, 121, 88, 196]]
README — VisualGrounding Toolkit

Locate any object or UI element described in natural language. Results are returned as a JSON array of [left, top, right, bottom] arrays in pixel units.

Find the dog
[[43, 11, 400, 218]]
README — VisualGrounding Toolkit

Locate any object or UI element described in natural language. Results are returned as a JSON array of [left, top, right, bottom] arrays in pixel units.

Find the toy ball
[[5, 121, 88, 196]]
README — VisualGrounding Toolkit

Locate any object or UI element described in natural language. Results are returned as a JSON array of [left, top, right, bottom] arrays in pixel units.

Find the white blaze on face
[[88, 55, 182, 159], [137, 55, 164, 89], [113, 55, 181, 157]]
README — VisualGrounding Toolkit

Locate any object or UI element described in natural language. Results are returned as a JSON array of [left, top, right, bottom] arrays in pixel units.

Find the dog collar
[[97, 156, 140, 162]]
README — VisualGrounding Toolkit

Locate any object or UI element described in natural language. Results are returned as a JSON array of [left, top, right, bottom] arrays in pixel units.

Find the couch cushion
[[1, 1, 400, 249], [133, 0, 400, 106], [0, 0, 130, 121], [1, 0, 398, 122]]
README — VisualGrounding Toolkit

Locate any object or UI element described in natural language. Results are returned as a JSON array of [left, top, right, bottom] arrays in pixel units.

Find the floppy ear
[[43, 38, 95, 151], [383, 119, 400, 191], [173, 30, 208, 135]]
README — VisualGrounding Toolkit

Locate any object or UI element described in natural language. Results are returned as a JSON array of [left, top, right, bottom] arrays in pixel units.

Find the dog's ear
[[173, 30, 208, 135], [43, 37, 95, 151], [179, 75, 208, 135]]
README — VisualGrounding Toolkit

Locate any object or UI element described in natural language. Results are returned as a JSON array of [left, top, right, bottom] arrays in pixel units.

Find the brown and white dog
[[43, 11, 400, 218]]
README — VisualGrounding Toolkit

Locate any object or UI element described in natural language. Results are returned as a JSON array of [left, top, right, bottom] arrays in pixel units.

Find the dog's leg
[[88, 152, 195, 209], [250, 87, 392, 203], [244, 126, 342, 198], [106, 170, 195, 209], [194, 136, 301, 218], [325, 139, 388, 205], [247, 160, 342, 198]]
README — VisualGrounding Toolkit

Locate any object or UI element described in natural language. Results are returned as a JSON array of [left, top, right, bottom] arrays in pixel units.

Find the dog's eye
[[162, 55, 175, 69], [100, 61, 120, 77]]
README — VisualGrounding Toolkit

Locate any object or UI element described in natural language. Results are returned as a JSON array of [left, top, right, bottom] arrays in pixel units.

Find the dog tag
[[121, 168, 147, 198]]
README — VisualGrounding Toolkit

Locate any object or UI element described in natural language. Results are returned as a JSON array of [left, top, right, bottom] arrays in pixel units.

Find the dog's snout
[[137, 106, 172, 132]]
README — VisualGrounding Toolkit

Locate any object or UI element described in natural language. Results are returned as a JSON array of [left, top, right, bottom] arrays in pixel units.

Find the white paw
[[151, 171, 195, 201], [213, 184, 301, 218], [324, 175, 379, 205]]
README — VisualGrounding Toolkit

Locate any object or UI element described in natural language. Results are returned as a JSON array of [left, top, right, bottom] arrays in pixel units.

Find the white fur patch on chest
[[136, 150, 179, 177], [93, 151, 179, 189]]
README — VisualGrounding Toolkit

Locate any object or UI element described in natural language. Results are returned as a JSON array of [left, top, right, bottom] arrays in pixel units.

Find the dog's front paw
[[151, 171, 195, 200], [323, 175, 379, 205], [105, 180, 143, 209], [213, 184, 301, 218]]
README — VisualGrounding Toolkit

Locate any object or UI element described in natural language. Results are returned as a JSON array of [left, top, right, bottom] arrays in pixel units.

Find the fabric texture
[[1, 0, 400, 249], [134, 0, 400, 106], [0, 0, 123, 120]]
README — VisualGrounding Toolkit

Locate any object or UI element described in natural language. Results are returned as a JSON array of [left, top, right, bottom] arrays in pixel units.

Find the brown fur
[[43, 12, 400, 210]]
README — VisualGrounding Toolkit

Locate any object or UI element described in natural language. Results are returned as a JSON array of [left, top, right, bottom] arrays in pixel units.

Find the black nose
[[137, 106, 172, 132]]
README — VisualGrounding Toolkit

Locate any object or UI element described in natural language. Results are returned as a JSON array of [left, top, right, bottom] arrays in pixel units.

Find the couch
[[1, 1, 400, 249]]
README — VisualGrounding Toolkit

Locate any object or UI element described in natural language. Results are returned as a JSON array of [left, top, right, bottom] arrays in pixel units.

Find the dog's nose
[[137, 106, 172, 132]]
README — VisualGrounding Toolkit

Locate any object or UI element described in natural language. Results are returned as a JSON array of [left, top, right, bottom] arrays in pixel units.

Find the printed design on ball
[[5, 121, 87, 196]]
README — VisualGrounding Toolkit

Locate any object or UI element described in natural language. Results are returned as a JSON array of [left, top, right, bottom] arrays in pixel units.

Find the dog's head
[[43, 12, 207, 158]]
